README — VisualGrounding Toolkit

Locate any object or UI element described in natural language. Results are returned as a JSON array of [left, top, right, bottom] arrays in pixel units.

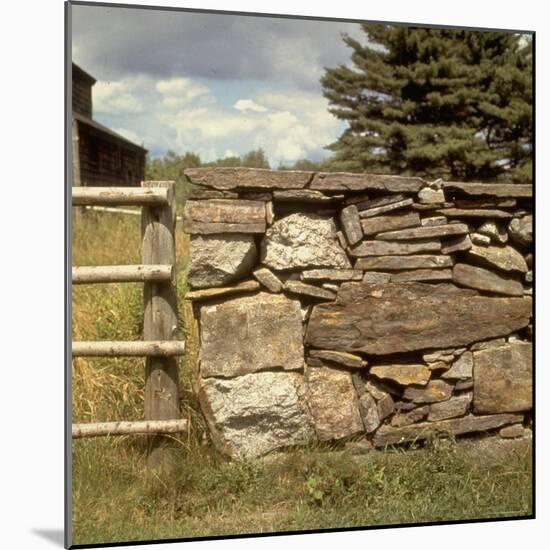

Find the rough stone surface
[[309, 349, 367, 369], [301, 269, 363, 282], [402, 380, 454, 403], [390, 269, 453, 283], [428, 393, 472, 421], [436, 208, 512, 219], [373, 413, 523, 447], [349, 239, 441, 257], [253, 267, 283, 293], [473, 342, 532, 413], [340, 205, 363, 245], [478, 221, 508, 244], [355, 255, 452, 271], [422, 350, 456, 364], [466, 244, 528, 273], [441, 235, 472, 254], [499, 424, 526, 439], [273, 189, 342, 203], [421, 216, 447, 227], [359, 198, 414, 218], [452, 263, 524, 296], [455, 198, 516, 209], [370, 365, 431, 386], [306, 282, 532, 355], [183, 199, 266, 234], [356, 194, 406, 210], [198, 372, 314, 458], [185, 167, 312, 190], [376, 223, 469, 241], [361, 213, 421, 236], [442, 352, 473, 380], [441, 182, 532, 198], [200, 293, 304, 377], [391, 406, 429, 427], [362, 271, 392, 283], [284, 280, 337, 301], [455, 379, 473, 391], [186, 280, 260, 301], [419, 187, 445, 204], [377, 393, 396, 421], [358, 393, 381, 433], [470, 338, 506, 351], [471, 233, 491, 246], [508, 215, 533, 247], [311, 172, 424, 193], [306, 365, 364, 440], [187, 234, 258, 289], [261, 213, 351, 271]]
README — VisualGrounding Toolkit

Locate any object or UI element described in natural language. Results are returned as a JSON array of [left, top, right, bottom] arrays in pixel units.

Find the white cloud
[[224, 149, 237, 158], [94, 79, 144, 114], [155, 77, 212, 109], [112, 127, 142, 144], [233, 99, 268, 113]]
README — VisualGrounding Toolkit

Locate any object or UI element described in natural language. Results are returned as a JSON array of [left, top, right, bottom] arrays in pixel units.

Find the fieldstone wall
[[183, 167, 533, 459]]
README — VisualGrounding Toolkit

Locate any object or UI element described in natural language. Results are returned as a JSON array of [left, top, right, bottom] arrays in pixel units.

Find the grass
[[71, 212, 532, 547]]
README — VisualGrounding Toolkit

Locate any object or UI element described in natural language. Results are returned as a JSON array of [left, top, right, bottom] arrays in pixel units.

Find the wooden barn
[[72, 63, 147, 188]]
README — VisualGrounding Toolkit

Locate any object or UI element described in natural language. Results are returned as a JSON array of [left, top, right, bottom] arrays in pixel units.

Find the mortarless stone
[[200, 292, 303, 377], [361, 212, 421, 236], [355, 255, 452, 271], [198, 372, 314, 458], [390, 269, 453, 283], [309, 349, 367, 369], [306, 282, 532, 355], [261, 213, 351, 271], [441, 182, 532, 198], [273, 189, 343, 203], [340, 205, 363, 245], [499, 424, 526, 439], [349, 239, 441, 257], [187, 234, 258, 289], [470, 338, 507, 351], [428, 393, 472, 421], [310, 172, 424, 193], [184, 167, 313, 190], [186, 280, 260, 301], [466, 244, 528, 273], [441, 235, 472, 254], [419, 187, 445, 204], [391, 406, 429, 428], [358, 393, 381, 433], [442, 351, 473, 380], [436, 208, 513, 219], [301, 269, 363, 282], [253, 267, 284, 293], [508, 215, 533, 247], [335, 230, 348, 250], [402, 380, 454, 404], [306, 365, 364, 440], [188, 188, 239, 199], [375, 223, 469, 241], [478, 221, 508, 244], [455, 379, 473, 391], [422, 350, 455, 364], [471, 233, 491, 246], [473, 342, 532, 414], [356, 194, 407, 210], [284, 280, 337, 301], [455, 198, 516, 209], [362, 271, 391, 283], [183, 199, 266, 234], [373, 413, 523, 447], [421, 216, 447, 227], [265, 201, 274, 225], [370, 365, 431, 386], [525, 270, 533, 283], [413, 202, 453, 211], [359, 198, 414, 218], [452, 263, 524, 296], [377, 393, 395, 421]]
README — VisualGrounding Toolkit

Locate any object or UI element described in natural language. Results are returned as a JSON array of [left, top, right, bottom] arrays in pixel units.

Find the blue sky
[[71, 4, 364, 166]]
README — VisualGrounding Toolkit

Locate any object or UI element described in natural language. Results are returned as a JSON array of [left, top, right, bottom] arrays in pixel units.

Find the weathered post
[[141, 180, 181, 469], [71, 118, 85, 222]]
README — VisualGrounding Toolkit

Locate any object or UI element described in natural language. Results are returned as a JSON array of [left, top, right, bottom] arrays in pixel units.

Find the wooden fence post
[[71, 118, 85, 222], [141, 180, 181, 469]]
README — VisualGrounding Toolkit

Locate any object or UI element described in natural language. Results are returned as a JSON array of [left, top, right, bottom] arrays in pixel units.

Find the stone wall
[[182, 167, 533, 458]]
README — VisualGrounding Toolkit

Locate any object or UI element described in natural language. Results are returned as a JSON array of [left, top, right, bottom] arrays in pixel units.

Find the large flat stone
[[452, 263, 524, 296], [473, 342, 532, 413], [200, 292, 304, 377], [359, 198, 414, 218], [370, 365, 431, 386], [272, 189, 341, 203], [372, 413, 524, 447], [375, 223, 469, 241], [183, 199, 266, 234], [428, 393, 472, 421], [187, 234, 258, 289], [309, 349, 367, 369], [466, 244, 528, 273], [310, 172, 424, 193], [261, 213, 351, 271], [186, 280, 260, 301], [355, 255, 453, 271], [436, 208, 513, 219], [349, 240, 441, 257], [390, 269, 452, 283], [306, 365, 364, 440], [301, 269, 363, 282], [442, 182, 532, 198], [360, 212, 421, 236], [306, 282, 532, 355], [253, 267, 284, 292], [284, 280, 337, 301], [184, 167, 313, 190], [198, 372, 314, 458]]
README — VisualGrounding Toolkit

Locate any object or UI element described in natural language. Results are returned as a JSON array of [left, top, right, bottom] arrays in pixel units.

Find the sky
[[71, 4, 365, 166]]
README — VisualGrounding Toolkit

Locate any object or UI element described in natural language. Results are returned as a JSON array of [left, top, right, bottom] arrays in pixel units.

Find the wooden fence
[[71, 181, 187, 466]]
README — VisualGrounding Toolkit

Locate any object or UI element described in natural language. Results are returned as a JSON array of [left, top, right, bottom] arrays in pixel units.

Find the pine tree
[[321, 25, 532, 182]]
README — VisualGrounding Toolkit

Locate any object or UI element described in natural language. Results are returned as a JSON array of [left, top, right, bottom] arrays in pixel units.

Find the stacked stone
[[183, 167, 533, 458]]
